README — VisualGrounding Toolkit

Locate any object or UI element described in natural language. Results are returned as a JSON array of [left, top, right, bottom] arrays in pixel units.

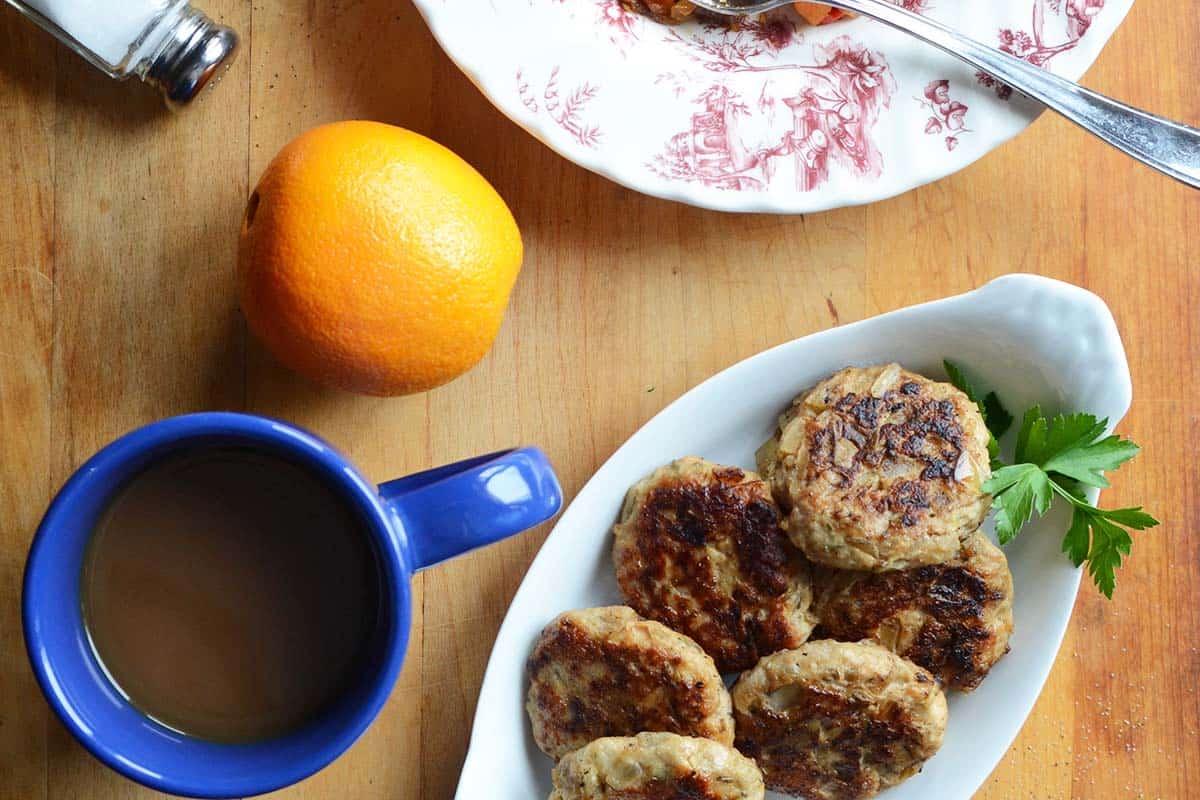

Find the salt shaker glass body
[[3, 0, 238, 108]]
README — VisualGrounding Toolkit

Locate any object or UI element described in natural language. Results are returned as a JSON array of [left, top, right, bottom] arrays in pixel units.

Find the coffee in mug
[[82, 447, 383, 743]]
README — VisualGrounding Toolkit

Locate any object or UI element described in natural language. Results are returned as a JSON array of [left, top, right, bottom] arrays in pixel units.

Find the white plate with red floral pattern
[[454, 274, 1132, 798], [413, 0, 1130, 213]]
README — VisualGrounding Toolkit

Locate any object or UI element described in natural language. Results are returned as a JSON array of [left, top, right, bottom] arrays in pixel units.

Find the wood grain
[[0, 13, 54, 800], [0, 0, 1196, 798]]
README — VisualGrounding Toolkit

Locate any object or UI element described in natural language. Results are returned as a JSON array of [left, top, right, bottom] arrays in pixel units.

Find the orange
[[238, 121, 523, 396]]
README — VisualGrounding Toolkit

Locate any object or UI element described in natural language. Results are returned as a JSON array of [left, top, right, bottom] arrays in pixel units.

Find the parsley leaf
[[943, 360, 977, 403], [1083, 511, 1131, 599], [983, 464, 1052, 544], [1062, 507, 1091, 567], [1091, 506, 1159, 528], [1060, 504, 1158, 598], [1042, 432, 1140, 488], [1036, 413, 1108, 462], [1014, 406, 1045, 464], [943, 360, 1014, 459], [948, 360, 1158, 598], [983, 393, 1013, 438]]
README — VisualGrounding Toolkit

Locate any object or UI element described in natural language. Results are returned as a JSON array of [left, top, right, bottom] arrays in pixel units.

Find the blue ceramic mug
[[23, 412, 561, 798]]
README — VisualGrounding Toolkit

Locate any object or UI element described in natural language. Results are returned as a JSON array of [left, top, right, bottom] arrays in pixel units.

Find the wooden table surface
[[1, 1, 1197, 798]]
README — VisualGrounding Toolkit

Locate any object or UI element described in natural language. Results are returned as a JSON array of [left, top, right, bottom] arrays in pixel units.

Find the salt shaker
[[2, 0, 238, 109]]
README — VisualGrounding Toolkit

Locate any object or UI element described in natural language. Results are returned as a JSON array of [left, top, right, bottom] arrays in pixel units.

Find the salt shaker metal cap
[[145, 12, 239, 109]]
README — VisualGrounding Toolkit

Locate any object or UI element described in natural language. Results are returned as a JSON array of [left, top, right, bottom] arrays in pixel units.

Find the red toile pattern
[[919, 79, 970, 152], [648, 34, 896, 192], [978, 0, 1105, 98]]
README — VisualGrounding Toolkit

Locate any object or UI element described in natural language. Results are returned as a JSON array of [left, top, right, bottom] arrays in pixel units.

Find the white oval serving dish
[[457, 273, 1131, 798]]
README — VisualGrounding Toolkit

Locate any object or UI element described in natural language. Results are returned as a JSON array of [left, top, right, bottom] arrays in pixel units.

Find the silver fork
[[688, 0, 1200, 189]]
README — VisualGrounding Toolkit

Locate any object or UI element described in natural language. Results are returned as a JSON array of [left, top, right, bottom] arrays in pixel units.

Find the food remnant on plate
[[525, 606, 734, 760], [758, 363, 992, 572], [621, 0, 847, 25], [613, 457, 815, 673], [732, 640, 947, 799], [793, 2, 849, 25], [548, 732, 765, 800], [813, 531, 1014, 690], [623, 0, 696, 22]]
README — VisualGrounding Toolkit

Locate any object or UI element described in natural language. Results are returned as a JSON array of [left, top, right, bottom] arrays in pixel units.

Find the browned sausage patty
[[757, 364, 992, 572], [813, 531, 1014, 691], [526, 606, 734, 761], [613, 457, 815, 673], [732, 640, 947, 800], [548, 733, 764, 800]]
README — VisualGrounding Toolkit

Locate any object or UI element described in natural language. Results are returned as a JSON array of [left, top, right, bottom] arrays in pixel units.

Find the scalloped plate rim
[[412, 1, 1135, 213]]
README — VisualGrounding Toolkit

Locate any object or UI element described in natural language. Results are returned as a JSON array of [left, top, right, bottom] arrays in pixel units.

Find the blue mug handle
[[379, 448, 562, 570]]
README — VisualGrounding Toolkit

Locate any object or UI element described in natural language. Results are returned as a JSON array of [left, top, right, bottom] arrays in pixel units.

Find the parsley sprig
[[944, 360, 1158, 599], [942, 360, 1013, 463]]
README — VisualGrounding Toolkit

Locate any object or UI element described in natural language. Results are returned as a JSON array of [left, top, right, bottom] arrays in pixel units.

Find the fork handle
[[825, 0, 1200, 189]]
